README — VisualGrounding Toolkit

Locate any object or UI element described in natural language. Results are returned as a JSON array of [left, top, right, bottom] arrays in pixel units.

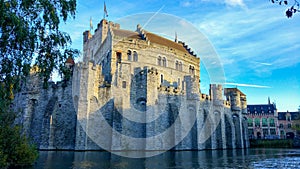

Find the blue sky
[[60, 0, 300, 112]]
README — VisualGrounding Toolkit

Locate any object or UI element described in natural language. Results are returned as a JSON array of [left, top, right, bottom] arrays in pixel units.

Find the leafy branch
[[270, 0, 300, 18]]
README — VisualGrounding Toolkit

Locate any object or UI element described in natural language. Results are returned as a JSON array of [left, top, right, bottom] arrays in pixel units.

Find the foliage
[[0, 0, 79, 167], [270, 0, 300, 18], [250, 139, 294, 148]]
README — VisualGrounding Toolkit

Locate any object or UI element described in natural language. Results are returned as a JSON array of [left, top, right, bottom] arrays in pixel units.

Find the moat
[[26, 148, 300, 169]]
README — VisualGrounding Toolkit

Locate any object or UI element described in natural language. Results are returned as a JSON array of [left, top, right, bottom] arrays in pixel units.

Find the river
[[27, 148, 300, 169]]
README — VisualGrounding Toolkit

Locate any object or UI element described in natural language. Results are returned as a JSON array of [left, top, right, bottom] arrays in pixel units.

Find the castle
[[14, 19, 249, 153]]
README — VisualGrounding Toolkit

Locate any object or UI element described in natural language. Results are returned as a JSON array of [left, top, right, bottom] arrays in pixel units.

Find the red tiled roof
[[65, 57, 75, 65], [112, 28, 193, 55]]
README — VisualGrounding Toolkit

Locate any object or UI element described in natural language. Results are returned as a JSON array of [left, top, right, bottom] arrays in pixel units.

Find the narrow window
[[116, 52, 122, 63], [158, 56, 162, 66], [127, 50, 132, 61], [179, 62, 183, 71], [133, 51, 138, 62], [175, 60, 179, 70], [160, 74, 164, 84], [162, 57, 167, 67]]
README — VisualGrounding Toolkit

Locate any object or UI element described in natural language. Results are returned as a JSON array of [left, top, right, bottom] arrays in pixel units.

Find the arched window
[[157, 56, 162, 66], [179, 62, 183, 71], [162, 57, 167, 67], [175, 60, 179, 70], [133, 51, 138, 62], [189, 65, 195, 74], [127, 50, 132, 61]]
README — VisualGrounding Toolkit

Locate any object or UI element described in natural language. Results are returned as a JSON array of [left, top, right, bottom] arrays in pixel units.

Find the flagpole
[[104, 1, 108, 19]]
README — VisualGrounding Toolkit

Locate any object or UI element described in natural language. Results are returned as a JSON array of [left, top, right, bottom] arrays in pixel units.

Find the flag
[[104, 2, 108, 18], [90, 17, 93, 31]]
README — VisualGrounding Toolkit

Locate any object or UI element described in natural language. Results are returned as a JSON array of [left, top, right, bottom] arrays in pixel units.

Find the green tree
[[270, 0, 300, 18], [0, 0, 79, 167]]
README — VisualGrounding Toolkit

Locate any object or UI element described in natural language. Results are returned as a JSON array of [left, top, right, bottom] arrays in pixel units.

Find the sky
[[60, 0, 300, 112]]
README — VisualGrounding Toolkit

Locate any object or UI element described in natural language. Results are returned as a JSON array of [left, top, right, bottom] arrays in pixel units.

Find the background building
[[278, 111, 300, 139], [246, 98, 279, 139]]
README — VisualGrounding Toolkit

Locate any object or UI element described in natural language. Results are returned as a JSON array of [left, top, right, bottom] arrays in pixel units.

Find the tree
[[270, 0, 300, 18], [0, 0, 79, 167]]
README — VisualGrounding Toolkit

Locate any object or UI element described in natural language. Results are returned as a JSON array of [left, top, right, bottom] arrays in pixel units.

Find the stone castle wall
[[14, 19, 249, 151]]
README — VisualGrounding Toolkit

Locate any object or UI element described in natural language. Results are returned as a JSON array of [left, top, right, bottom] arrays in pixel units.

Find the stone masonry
[[14, 19, 249, 151]]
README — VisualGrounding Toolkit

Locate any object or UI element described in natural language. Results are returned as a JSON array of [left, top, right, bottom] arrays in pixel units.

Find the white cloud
[[225, 82, 271, 88], [224, 0, 246, 8]]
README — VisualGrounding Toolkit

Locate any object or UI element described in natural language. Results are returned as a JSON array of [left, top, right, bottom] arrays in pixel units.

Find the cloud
[[224, 82, 271, 88], [224, 0, 246, 8]]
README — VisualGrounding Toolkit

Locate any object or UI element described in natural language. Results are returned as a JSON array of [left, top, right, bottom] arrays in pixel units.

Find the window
[[270, 129, 276, 135], [255, 118, 260, 127], [127, 50, 132, 61], [248, 118, 253, 127], [179, 62, 183, 71], [116, 52, 122, 63], [189, 65, 195, 74], [262, 118, 268, 127], [279, 124, 284, 128], [269, 118, 275, 127], [122, 81, 126, 88], [133, 51, 138, 62], [175, 60, 179, 70], [160, 74, 164, 84], [248, 129, 254, 135], [288, 124, 292, 128], [162, 57, 167, 67], [263, 129, 268, 136], [157, 56, 161, 66]]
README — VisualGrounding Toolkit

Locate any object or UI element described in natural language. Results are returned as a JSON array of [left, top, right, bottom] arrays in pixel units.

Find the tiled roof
[[112, 29, 141, 39], [145, 32, 188, 53], [278, 111, 300, 120], [112, 28, 194, 55], [247, 104, 276, 114]]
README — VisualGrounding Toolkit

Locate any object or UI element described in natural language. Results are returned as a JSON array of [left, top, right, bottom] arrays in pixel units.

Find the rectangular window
[[122, 81, 126, 88], [270, 129, 276, 135], [255, 118, 260, 127], [116, 52, 122, 63], [269, 118, 275, 127], [262, 118, 268, 127], [263, 129, 269, 136], [288, 124, 292, 128]]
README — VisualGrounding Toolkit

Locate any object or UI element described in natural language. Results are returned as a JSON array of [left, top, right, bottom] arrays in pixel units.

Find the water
[[28, 148, 300, 169]]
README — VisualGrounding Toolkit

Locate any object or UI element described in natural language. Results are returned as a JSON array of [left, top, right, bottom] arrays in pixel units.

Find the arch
[[203, 110, 212, 149], [133, 51, 138, 62], [286, 132, 295, 139], [232, 113, 242, 148], [213, 111, 222, 149], [257, 132, 261, 139], [225, 113, 234, 149]]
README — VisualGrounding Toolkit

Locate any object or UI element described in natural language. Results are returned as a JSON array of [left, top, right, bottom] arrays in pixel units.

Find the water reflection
[[30, 149, 300, 169]]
